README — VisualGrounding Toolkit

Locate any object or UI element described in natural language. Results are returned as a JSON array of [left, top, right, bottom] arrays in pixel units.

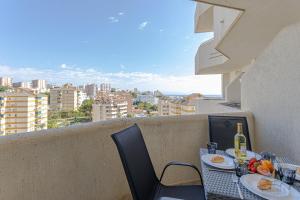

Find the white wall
[[225, 72, 242, 103], [242, 22, 300, 163]]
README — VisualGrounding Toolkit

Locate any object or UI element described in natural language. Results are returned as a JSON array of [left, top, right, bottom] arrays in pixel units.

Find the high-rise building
[[50, 84, 78, 111], [92, 98, 127, 121], [12, 82, 31, 89], [0, 89, 47, 135], [32, 80, 47, 93], [85, 84, 97, 99], [0, 77, 12, 87], [92, 91, 130, 121], [100, 83, 111, 92], [77, 90, 87, 108]]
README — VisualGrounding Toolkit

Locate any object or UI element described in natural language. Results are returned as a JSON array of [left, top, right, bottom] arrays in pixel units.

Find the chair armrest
[[159, 161, 203, 185]]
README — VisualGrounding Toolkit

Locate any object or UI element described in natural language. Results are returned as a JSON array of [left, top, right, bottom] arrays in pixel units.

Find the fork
[[232, 174, 244, 199]]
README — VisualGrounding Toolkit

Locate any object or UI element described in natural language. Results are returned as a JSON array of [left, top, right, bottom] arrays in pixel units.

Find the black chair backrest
[[111, 124, 158, 200], [208, 116, 252, 151]]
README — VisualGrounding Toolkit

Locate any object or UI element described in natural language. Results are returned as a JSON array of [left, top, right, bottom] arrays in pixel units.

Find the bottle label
[[240, 144, 247, 154]]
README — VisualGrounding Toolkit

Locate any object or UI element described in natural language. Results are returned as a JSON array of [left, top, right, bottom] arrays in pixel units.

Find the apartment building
[[169, 99, 196, 116], [13, 82, 31, 89], [136, 94, 158, 104], [92, 96, 128, 121], [50, 84, 78, 112], [115, 91, 133, 114], [32, 80, 47, 93], [157, 97, 170, 116], [157, 95, 196, 116], [77, 90, 87, 108], [192, 0, 300, 164], [0, 90, 47, 135], [99, 83, 111, 92], [195, 3, 243, 103], [85, 84, 97, 99], [0, 77, 12, 87]]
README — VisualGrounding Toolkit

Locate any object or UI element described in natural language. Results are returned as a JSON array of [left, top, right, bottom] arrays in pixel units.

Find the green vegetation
[[48, 99, 94, 129], [136, 101, 157, 114], [130, 91, 137, 98], [78, 99, 94, 119], [127, 113, 134, 118], [0, 86, 9, 92]]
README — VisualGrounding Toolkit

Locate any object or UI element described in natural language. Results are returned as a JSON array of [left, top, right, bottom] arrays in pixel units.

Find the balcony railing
[[0, 112, 254, 200]]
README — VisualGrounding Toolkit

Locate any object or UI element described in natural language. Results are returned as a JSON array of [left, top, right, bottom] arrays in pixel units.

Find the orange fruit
[[260, 160, 274, 172], [257, 165, 271, 176]]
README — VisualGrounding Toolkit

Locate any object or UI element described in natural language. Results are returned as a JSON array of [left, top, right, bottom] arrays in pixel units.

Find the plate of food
[[274, 163, 300, 181], [240, 174, 300, 200], [201, 154, 234, 169], [225, 148, 262, 160], [247, 158, 275, 176]]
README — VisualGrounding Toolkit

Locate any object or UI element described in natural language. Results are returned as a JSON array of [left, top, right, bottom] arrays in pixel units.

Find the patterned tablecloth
[[199, 148, 300, 200]]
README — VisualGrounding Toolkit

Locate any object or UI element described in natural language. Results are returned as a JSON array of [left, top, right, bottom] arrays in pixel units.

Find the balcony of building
[[0, 107, 298, 200], [194, 2, 241, 75], [194, 3, 213, 33], [0, 112, 254, 200], [195, 0, 300, 74], [195, 38, 228, 74]]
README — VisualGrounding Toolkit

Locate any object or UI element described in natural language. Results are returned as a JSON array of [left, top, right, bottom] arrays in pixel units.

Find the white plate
[[201, 154, 234, 170], [241, 174, 300, 200], [225, 148, 262, 160], [274, 163, 300, 181]]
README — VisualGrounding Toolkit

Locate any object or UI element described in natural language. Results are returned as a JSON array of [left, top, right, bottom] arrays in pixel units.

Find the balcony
[[194, 0, 300, 74], [194, 3, 213, 33], [195, 39, 228, 74], [0, 112, 256, 200]]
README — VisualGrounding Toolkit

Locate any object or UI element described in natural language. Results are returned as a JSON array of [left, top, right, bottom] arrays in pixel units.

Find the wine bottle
[[234, 123, 247, 163]]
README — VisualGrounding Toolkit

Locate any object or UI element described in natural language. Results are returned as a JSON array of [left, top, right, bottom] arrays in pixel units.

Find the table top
[[199, 148, 300, 200]]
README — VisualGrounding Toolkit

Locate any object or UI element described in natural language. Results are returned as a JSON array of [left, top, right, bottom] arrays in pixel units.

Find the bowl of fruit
[[248, 158, 274, 176]]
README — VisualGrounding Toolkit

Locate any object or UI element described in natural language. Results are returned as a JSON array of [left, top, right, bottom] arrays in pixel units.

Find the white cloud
[[138, 21, 149, 30], [120, 64, 126, 69], [118, 12, 124, 16], [0, 64, 221, 95], [108, 16, 119, 23], [60, 64, 74, 69], [60, 64, 67, 69]]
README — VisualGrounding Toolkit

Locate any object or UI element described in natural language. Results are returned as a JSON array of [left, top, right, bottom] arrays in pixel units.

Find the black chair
[[111, 124, 206, 200], [208, 115, 252, 151]]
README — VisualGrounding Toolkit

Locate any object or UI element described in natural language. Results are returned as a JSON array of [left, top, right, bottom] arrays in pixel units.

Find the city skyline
[[0, 0, 219, 95]]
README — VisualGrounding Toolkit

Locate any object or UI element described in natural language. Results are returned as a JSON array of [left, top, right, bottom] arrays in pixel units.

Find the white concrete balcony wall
[[194, 3, 213, 33], [0, 112, 254, 200], [195, 39, 228, 74], [213, 6, 241, 46], [225, 72, 243, 103]]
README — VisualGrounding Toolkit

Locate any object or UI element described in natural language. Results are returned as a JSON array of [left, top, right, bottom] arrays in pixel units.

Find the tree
[[130, 91, 137, 98], [0, 86, 9, 92], [78, 99, 94, 118], [48, 118, 60, 129]]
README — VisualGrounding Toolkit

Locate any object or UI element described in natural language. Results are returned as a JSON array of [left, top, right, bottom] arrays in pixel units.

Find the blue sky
[[0, 0, 220, 95]]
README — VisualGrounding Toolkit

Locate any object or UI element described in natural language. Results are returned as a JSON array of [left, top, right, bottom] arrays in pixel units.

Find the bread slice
[[211, 156, 224, 163], [257, 178, 272, 190]]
